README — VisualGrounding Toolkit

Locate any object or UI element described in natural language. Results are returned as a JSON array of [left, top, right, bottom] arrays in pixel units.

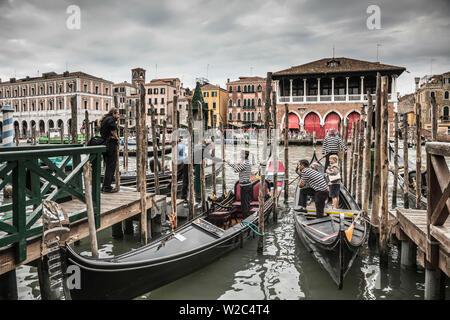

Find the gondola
[[63, 179, 273, 300], [388, 145, 427, 209], [292, 152, 367, 289]]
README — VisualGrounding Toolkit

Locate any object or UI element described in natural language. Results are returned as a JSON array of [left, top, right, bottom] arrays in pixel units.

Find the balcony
[[277, 93, 395, 104]]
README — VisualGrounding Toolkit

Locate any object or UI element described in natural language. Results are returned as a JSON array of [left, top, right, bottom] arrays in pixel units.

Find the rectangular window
[[161, 88, 165, 94], [148, 89, 152, 94], [161, 97, 165, 104], [154, 98, 157, 105], [84, 101, 87, 109], [154, 88, 158, 94], [213, 102, 216, 109]]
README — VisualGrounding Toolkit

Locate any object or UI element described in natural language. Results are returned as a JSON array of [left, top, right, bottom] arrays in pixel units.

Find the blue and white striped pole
[[1, 105, 14, 147]]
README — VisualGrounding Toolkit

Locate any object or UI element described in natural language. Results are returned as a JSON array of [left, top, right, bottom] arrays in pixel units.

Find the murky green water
[[5, 142, 450, 300]]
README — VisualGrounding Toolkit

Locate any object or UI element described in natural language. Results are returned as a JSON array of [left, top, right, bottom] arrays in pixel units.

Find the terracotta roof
[[201, 83, 227, 91], [146, 78, 180, 86], [228, 76, 266, 84], [113, 82, 137, 88], [273, 57, 405, 76], [0, 71, 113, 85]]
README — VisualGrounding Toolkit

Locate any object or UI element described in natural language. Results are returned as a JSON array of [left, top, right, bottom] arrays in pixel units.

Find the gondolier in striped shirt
[[322, 127, 347, 169], [226, 150, 252, 216], [297, 159, 329, 218]]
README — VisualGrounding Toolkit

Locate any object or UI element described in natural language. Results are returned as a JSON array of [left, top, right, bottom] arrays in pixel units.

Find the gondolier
[[100, 108, 120, 193], [322, 127, 347, 169], [226, 149, 252, 216], [296, 159, 329, 218]]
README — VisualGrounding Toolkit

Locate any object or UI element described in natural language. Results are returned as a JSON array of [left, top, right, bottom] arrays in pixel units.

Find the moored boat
[[292, 152, 368, 289]]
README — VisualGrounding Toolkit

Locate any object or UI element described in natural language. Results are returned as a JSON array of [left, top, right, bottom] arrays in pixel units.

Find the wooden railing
[[425, 142, 450, 268], [0, 144, 105, 263]]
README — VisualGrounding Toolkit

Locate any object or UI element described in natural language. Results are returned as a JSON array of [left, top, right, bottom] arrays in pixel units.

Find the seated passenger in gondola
[[226, 150, 252, 217], [296, 159, 329, 218]]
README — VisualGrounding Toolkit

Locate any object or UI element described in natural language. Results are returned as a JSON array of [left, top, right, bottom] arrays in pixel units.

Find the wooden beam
[[430, 180, 450, 226], [430, 224, 450, 253], [426, 142, 450, 157]]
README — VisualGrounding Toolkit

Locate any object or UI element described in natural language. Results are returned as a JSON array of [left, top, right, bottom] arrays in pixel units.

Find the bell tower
[[131, 68, 146, 87]]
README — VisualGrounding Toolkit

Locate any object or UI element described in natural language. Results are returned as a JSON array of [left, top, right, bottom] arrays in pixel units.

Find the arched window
[[244, 113, 247, 121], [248, 99, 251, 107], [251, 99, 255, 107], [229, 113, 233, 121], [252, 113, 255, 121], [251, 85, 255, 92], [445, 91, 449, 100], [229, 86, 232, 93], [243, 99, 247, 107], [229, 99, 233, 107], [238, 113, 241, 121], [431, 91, 435, 98], [443, 106, 449, 120], [258, 85, 262, 91], [237, 99, 241, 107], [237, 86, 241, 92], [244, 86, 247, 93], [258, 99, 262, 106], [49, 100, 53, 110], [258, 112, 261, 121]]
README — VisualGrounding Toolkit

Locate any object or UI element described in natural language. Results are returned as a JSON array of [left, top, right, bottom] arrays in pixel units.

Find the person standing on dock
[[322, 127, 347, 169], [178, 138, 189, 202], [296, 159, 329, 217], [225, 150, 252, 216], [326, 155, 341, 209], [100, 108, 120, 193]]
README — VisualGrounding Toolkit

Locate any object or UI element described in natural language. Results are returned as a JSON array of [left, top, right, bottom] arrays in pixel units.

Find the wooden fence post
[[430, 95, 438, 141], [84, 110, 90, 146], [83, 163, 99, 258]]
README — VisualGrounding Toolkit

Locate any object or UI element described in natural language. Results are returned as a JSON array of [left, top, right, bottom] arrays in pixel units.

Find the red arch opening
[[304, 112, 323, 139], [324, 112, 341, 136], [346, 111, 360, 137]]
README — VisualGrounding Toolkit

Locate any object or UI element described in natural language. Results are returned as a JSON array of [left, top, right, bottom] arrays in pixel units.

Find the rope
[[0, 213, 31, 222], [241, 221, 264, 236]]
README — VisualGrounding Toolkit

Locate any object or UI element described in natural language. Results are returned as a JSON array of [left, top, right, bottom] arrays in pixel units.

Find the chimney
[[63, 71, 70, 77], [10, 78, 16, 83]]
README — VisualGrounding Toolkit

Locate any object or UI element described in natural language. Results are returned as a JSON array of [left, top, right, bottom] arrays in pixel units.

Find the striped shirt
[[228, 160, 252, 186], [300, 167, 328, 191], [322, 134, 347, 154]]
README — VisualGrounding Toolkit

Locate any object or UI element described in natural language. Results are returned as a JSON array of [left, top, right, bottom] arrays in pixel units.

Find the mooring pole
[[0, 270, 18, 300], [415, 102, 422, 209], [430, 95, 438, 141], [210, 110, 217, 196], [403, 116, 410, 209], [149, 101, 160, 195], [139, 84, 149, 244], [357, 107, 366, 207], [220, 122, 226, 195], [188, 100, 195, 220], [84, 110, 90, 146], [124, 103, 129, 173], [371, 73, 382, 234], [272, 91, 278, 221], [284, 103, 289, 203], [258, 130, 267, 254], [363, 93, 374, 216], [162, 120, 166, 174], [379, 76, 389, 268], [83, 163, 99, 258], [70, 95, 78, 144], [343, 122, 348, 188], [198, 101, 207, 212], [171, 96, 178, 228], [392, 110, 399, 208], [348, 122, 355, 194], [113, 96, 120, 192]]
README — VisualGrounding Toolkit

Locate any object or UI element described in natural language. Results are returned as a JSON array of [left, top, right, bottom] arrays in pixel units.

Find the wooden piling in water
[[171, 96, 178, 227], [123, 104, 129, 173], [149, 101, 160, 195], [348, 122, 355, 193], [83, 163, 99, 258], [363, 92, 373, 215], [139, 84, 149, 244], [188, 100, 195, 220], [162, 120, 166, 174], [392, 111, 399, 208], [272, 91, 278, 221], [84, 110, 90, 146], [199, 102, 206, 212], [357, 112, 366, 207], [113, 97, 120, 192], [379, 76, 390, 267], [352, 119, 360, 199], [220, 122, 226, 195], [135, 100, 141, 191], [403, 116, 410, 209], [415, 102, 422, 209], [70, 96, 78, 144], [430, 95, 438, 141], [343, 122, 348, 188], [371, 73, 382, 233], [0, 270, 18, 300], [210, 110, 217, 196], [284, 103, 289, 203]]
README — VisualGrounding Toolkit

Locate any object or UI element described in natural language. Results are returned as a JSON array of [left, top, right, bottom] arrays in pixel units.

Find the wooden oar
[[344, 211, 362, 242], [289, 153, 330, 186]]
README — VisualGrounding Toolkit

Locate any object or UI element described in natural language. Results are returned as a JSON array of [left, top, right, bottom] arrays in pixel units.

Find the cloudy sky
[[0, 0, 449, 95]]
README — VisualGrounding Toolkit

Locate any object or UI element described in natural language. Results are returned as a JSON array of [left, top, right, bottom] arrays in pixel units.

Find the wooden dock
[[390, 208, 450, 277], [0, 190, 168, 276]]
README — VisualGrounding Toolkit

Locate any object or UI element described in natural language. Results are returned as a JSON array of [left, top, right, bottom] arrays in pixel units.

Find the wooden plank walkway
[[0, 190, 167, 275], [390, 208, 450, 277]]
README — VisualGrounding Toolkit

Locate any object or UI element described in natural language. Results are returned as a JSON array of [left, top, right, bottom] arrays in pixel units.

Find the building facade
[[226, 76, 272, 128], [200, 83, 228, 128], [416, 72, 450, 135], [0, 71, 113, 137], [272, 57, 405, 139], [144, 78, 188, 128]]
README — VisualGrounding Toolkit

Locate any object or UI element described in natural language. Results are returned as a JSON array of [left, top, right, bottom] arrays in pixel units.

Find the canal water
[[4, 142, 450, 300]]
